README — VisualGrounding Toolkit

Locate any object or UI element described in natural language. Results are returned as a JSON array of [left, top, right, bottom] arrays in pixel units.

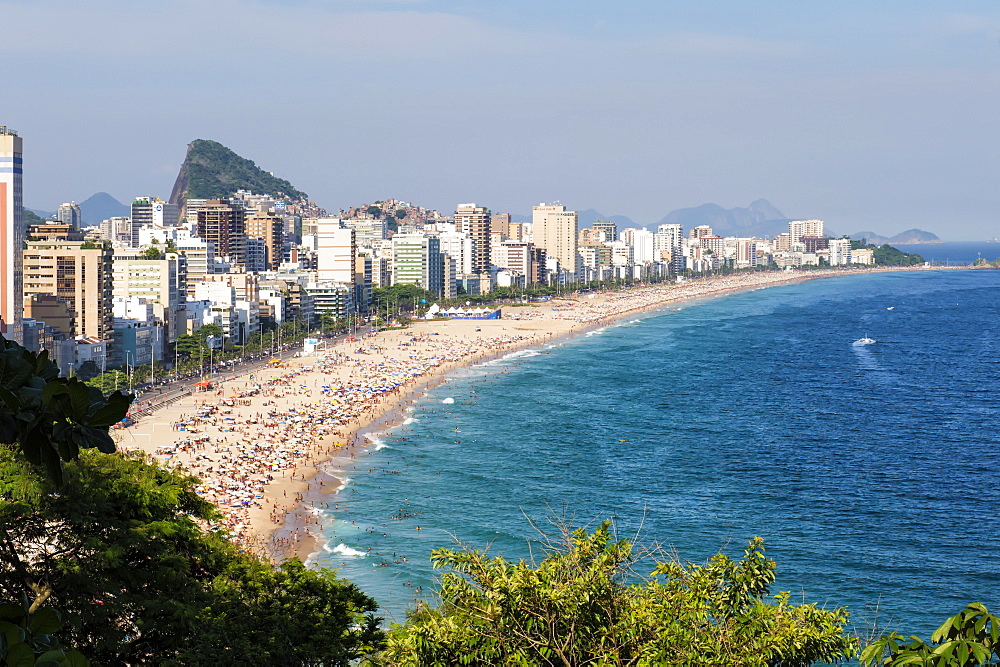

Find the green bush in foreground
[[377, 522, 857, 665], [862, 602, 1000, 666]]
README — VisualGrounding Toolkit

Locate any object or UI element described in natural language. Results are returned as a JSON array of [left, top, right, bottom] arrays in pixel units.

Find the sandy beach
[[116, 266, 939, 562]]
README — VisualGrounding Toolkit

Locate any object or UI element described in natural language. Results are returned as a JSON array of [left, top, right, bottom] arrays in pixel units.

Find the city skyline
[[3, 1, 999, 240]]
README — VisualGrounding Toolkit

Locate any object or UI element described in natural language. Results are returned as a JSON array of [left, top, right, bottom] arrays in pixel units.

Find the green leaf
[[85, 393, 130, 427], [61, 650, 90, 667], [0, 386, 19, 412], [80, 428, 115, 455], [0, 621, 23, 648], [66, 381, 91, 423], [29, 607, 61, 635], [40, 382, 68, 405], [4, 640, 35, 667]]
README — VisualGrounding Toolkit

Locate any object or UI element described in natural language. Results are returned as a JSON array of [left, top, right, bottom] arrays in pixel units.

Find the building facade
[[0, 126, 23, 342], [22, 238, 114, 341], [532, 203, 578, 279]]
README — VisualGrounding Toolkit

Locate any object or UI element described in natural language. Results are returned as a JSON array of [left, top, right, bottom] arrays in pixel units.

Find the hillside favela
[[3, 4, 1000, 664]]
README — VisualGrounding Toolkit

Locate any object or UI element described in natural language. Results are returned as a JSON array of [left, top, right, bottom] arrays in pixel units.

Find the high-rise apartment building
[[392, 233, 444, 297], [112, 249, 188, 343], [246, 212, 284, 271], [57, 202, 82, 229], [490, 213, 511, 238], [654, 223, 684, 272], [23, 238, 114, 341], [316, 219, 356, 284], [0, 126, 24, 343], [788, 220, 824, 245], [532, 203, 578, 277], [592, 220, 617, 244], [455, 203, 491, 274], [196, 200, 246, 266]]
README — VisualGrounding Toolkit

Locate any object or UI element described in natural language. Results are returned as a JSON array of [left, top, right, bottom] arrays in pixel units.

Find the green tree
[[366, 205, 382, 218], [72, 360, 100, 382], [0, 448, 383, 664], [862, 603, 1000, 666], [83, 370, 130, 394], [394, 209, 407, 220], [141, 246, 163, 260], [379, 521, 856, 665]]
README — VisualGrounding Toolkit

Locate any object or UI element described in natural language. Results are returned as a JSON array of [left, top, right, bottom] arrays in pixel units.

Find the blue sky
[[3, 0, 999, 239]]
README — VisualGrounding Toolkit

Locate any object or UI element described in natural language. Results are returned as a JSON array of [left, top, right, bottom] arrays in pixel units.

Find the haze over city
[[4, 0, 1000, 239]]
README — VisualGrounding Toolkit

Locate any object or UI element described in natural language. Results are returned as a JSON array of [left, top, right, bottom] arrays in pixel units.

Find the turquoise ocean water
[[312, 269, 1000, 636]]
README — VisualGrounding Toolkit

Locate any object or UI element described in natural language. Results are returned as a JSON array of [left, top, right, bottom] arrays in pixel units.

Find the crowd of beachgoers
[[122, 267, 908, 558]]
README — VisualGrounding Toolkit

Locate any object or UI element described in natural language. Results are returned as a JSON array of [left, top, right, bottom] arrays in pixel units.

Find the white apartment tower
[[0, 127, 23, 343], [316, 219, 356, 284], [654, 223, 684, 272], [788, 219, 824, 244], [532, 203, 578, 278]]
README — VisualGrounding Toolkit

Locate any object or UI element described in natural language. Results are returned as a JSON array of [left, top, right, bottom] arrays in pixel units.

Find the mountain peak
[[169, 139, 308, 210]]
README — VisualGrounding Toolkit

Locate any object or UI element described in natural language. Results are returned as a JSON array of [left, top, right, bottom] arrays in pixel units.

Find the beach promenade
[[117, 267, 929, 561]]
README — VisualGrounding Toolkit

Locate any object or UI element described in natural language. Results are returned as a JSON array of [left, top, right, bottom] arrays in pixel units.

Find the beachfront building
[[851, 248, 875, 265], [828, 238, 853, 266], [392, 233, 445, 297], [788, 219, 824, 245], [532, 203, 579, 282], [307, 282, 355, 321], [192, 281, 241, 342], [654, 224, 684, 274]]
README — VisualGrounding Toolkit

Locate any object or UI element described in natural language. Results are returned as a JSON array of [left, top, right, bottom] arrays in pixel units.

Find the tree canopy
[[0, 448, 383, 664], [379, 521, 857, 665]]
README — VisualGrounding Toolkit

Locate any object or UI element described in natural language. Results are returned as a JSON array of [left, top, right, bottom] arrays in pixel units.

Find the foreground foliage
[[0, 335, 130, 485], [862, 602, 1000, 666], [379, 521, 857, 665], [0, 447, 382, 664]]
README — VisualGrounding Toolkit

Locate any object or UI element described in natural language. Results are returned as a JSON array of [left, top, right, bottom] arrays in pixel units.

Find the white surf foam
[[365, 433, 391, 451], [442, 397, 455, 404], [328, 543, 367, 557]]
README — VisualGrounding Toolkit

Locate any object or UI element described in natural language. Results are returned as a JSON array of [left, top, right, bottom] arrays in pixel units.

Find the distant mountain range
[[846, 229, 941, 245], [515, 200, 943, 243], [170, 139, 308, 208], [654, 199, 791, 237]]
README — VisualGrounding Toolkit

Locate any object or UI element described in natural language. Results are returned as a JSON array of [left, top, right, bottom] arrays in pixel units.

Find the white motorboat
[[853, 336, 876, 346]]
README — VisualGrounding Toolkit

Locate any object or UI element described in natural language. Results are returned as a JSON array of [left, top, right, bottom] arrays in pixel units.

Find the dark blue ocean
[[313, 269, 1000, 638]]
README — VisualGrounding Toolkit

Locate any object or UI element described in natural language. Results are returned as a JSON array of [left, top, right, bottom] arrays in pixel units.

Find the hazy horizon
[[4, 0, 999, 241]]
